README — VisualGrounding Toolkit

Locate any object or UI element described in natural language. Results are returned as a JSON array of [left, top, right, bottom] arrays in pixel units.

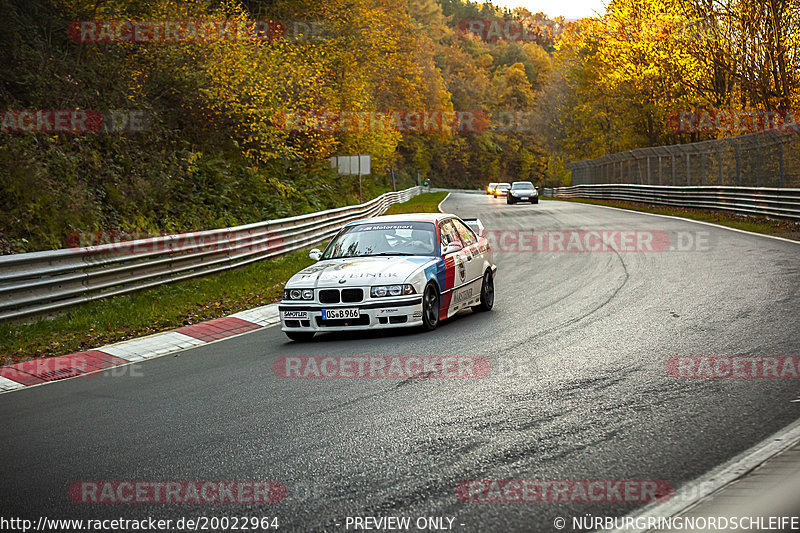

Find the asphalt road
[[2, 193, 800, 532]]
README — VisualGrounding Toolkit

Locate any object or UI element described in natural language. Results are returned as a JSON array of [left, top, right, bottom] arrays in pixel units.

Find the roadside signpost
[[331, 154, 371, 202]]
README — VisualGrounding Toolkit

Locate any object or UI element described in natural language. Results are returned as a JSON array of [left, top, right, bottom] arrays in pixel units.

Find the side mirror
[[442, 242, 463, 255], [308, 248, 322, 261]]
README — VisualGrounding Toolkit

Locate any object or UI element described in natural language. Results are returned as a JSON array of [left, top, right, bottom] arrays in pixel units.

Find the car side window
[[452, 219, 477, 246], [439, 220, 463, 251]]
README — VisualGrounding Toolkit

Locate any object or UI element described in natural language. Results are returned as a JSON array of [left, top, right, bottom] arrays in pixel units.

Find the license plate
[[322, 308, 359, 320], [283, 310, 308, 319]]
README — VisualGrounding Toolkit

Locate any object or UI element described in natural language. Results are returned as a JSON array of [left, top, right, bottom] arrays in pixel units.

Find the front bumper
[[279, 296, 424, 332], [509, 194, 538, 201]]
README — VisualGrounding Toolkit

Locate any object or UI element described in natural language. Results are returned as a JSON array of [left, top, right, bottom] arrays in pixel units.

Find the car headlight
[[284, 288, 314, 300], [370, 284, 416, 298]]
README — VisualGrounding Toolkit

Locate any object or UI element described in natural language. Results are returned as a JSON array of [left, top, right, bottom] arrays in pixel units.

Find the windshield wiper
[[370, 252, 418, 256]]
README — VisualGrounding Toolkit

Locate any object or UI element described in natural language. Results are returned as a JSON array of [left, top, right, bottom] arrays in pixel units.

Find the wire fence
[[568, 130, 800, 188]]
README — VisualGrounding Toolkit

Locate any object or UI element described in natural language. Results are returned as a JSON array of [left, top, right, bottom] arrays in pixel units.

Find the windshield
[[496, 183, 510, 189], [512, 182, 533, 189], [323, 221, 437, 259]]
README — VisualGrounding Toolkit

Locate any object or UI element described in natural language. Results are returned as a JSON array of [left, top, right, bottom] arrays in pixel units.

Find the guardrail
[[0, 186, 421, 321], [546, 184, 800, 220]]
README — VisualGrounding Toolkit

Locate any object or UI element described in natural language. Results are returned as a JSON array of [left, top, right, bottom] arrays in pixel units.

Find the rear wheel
[[420, 283, 440, 331], [285, 331, 315, 342], [472, 270, 494, 312]]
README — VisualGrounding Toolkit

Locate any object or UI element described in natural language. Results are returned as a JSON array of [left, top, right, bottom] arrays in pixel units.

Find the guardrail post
[[779, 141, 785, 187], [658, 155, 662, 185], [700, 151, 705, 186], [755, 139, 761, 187], [734, 145, 741, 185], [686, 152, 690, 185], [672, 153, 676, 185]]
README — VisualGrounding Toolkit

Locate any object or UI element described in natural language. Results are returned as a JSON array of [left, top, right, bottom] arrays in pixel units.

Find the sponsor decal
[[353, 224, 414, 232], [453, 288, 473, 304], [282, 311, 309, 320]]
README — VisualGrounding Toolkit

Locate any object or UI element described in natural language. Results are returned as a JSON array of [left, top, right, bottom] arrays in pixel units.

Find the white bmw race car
[[279, 213, 496, 341]]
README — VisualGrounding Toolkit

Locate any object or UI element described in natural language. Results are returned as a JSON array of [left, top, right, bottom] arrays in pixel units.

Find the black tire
[[532, 197, 539, 204], [420, 283, 440, 331], [507, 196, 514, 204], [472, 270, 495, 312], [285, 331, 315, 342]]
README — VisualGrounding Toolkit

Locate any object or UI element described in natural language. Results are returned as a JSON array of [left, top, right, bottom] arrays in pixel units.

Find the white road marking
[[437, 192, 451, 213], [230, 304, 280, 326], [610, 417, 800, 533], [101, 331, 204, 361], [0, 376, 24, 391], [549, 200, 800, 246]]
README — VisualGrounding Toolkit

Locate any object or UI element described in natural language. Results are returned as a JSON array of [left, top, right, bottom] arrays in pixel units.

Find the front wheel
[[507, 196, 514, 204], [472, 270, 494, 312], [285, 331, 315, 342], [532, 197, 539, 204], [420, 283, 440, 331]]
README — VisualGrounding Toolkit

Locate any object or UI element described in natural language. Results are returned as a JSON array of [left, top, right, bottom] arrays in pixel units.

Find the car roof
[[345, 213, 454, 226]]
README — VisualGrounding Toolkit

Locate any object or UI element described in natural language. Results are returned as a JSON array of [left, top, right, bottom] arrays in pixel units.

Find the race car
[[507, 181, 539, 204], [279, 213, 496, 341], [492, 182, 511, 197], [486, 182, 498, 195]]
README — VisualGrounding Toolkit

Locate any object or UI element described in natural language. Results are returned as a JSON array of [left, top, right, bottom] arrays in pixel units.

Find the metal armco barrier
[[547, 184, 800, 220], [0, 187, 421, 321]]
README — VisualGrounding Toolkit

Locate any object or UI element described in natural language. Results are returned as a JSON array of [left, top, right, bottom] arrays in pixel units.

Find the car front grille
[[319, 289, 340, 303], [341, 288, 363, 302], [319, 288, 364, 303]]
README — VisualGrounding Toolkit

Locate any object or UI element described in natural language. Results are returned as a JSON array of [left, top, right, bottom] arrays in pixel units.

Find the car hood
[[286, 256, 437, 288]]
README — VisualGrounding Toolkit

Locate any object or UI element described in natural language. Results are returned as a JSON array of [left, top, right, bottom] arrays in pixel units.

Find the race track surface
[[2, 193, 799, 531]]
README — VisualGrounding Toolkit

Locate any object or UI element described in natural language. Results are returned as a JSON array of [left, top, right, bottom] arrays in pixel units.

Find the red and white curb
[[0, 304, 280, 393]]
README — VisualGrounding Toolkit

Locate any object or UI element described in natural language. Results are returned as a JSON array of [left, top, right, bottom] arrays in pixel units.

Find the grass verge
[[542, 196, 800, 239], [0, 192, 447, 363], [383, 191, 447, 215]]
